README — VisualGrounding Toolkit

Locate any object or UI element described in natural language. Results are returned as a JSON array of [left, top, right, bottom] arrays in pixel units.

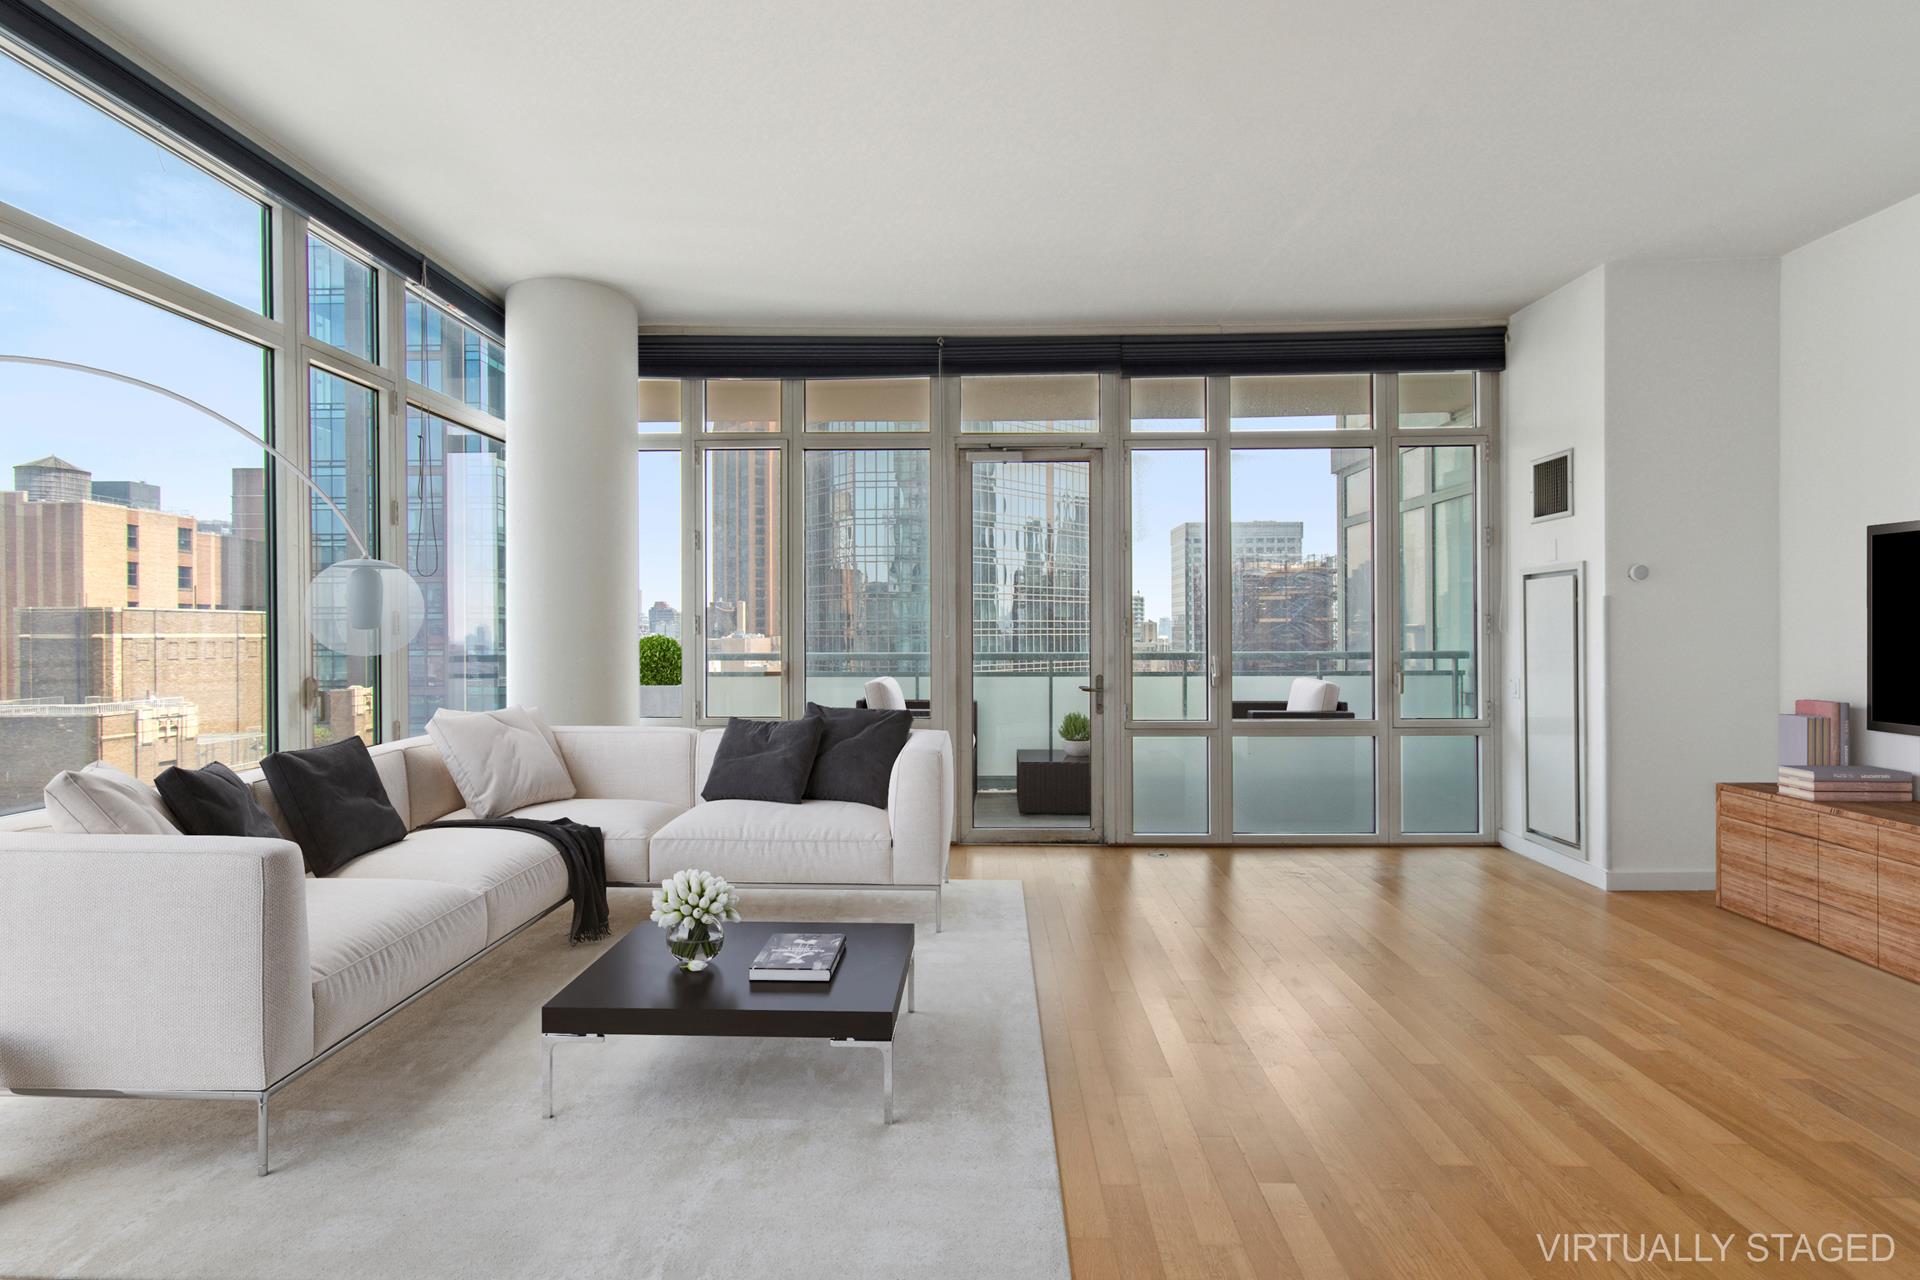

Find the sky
[[637, 448, 681, 613]]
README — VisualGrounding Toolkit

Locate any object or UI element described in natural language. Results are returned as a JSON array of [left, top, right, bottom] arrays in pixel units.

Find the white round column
[[504, 277, 639, 723]]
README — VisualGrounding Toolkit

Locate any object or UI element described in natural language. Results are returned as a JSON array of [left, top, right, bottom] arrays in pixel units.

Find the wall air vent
[[1532, 449, 1573, 522]]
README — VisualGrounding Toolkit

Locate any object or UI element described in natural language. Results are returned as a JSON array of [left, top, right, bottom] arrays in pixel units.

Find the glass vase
[[666, 918, 724, 971]]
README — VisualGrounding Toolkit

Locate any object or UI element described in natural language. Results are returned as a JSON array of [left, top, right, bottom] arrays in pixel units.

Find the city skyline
[[638, 448, 1352, 668]]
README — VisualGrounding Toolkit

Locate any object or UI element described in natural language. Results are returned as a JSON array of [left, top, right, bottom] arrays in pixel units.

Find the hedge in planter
[[640, 635, 682, 686], [639, 635, 683, 716]]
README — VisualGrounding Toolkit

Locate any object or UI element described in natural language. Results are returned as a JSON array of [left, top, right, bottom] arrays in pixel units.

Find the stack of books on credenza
[[1776, 765, 1915, 804]]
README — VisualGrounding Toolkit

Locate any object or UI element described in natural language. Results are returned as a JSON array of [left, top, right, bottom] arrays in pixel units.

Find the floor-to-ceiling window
[[1393, 371, 1485, 835], [405, 407, 506, 735], [400, 293, 508, 735], [307, 365, 380, 742], [637, 378, 685, 718], [803, 378, 932, 706], [700, 380, 784, 716], [0, 37, 505, 812], [671, 377, 937, 721], [633, 364, 1494, 844]]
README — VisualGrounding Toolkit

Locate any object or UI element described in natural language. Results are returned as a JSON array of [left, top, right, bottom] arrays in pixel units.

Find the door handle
[[1077, 674, 1104, 715]]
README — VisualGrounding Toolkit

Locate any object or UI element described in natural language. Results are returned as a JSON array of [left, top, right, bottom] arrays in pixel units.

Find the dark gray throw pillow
[[804, 702, 913, 808], [701, 716, 826, 805], [260, 736, 407, 875], [155, 760, 281, 840]]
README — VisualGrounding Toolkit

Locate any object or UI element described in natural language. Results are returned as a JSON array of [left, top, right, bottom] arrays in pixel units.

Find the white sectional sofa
[[0, 724, 952, 1173]]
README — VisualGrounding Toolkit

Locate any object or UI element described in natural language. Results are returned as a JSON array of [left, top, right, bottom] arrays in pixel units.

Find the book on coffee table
[[749, 932, 846, 982]]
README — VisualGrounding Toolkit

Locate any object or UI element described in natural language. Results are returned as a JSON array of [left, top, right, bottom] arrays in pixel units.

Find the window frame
[[640, 369, 1498, 846]]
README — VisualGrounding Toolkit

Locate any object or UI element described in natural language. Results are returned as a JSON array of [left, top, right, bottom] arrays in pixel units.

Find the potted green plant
[[1059, 710, 1092, 760], [639, 634, 683, 718]]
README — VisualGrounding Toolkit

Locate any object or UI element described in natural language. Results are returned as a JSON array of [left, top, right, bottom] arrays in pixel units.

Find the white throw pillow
[[864, 676, 908, 711], [427, 706, 576, 819], [44, 761, 181, 835], [1286, 676, 1340, 713]]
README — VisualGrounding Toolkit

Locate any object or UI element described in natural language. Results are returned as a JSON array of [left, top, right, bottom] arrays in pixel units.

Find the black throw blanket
[[416, 817, 611, 943]]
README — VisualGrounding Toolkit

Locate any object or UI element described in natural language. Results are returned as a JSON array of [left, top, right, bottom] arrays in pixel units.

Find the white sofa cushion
[[552, 726, 696, 807], [402, 741, 464, 827], [427, 706, 576, 819], [692, 729, 724, 803], [44, 763, 180, 836], [330, 826, 568, 943], [304, 878, 488, 1050], [502, 797, 686, 884], [650, 799, 891, 885]]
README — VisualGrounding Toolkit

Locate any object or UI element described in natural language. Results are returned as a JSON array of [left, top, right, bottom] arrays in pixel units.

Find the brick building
[[1, 459, 272, 806], [0, 464, 265, 698]]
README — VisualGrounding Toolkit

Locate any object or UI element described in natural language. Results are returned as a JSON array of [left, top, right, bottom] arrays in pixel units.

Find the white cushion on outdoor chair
[[864, 676, 908, 710], [1287, 677, 1340, 713]]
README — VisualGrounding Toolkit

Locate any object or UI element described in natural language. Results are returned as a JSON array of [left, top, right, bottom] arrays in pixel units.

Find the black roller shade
[[0, 0, 505, 339], [636, 335, 939, 379], [1120, 327, 1507, 376], [637, 326, 1505, 379], [939, 335, 1124, 374]]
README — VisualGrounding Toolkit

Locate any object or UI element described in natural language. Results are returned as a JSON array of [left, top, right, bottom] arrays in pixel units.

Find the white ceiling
[[64, 0, 1920, 329]]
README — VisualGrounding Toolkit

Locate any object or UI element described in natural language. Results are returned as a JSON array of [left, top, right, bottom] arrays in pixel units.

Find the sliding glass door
[[958, 451, 1103, 841]]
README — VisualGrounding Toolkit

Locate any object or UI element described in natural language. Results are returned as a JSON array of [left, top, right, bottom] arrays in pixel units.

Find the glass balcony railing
[[700, 648, 1474, 787]]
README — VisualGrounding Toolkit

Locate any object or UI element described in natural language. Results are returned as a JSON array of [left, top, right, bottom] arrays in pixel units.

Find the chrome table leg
[[256, 1095, 269, 1177], [907, 956, 916, 1013], [829, 1038, 895, 1123], [542, 1033, 603, 1118]]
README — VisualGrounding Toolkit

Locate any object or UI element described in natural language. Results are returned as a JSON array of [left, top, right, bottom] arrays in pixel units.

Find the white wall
[[1499, 268, 1610, 880], [1499, 260, 1780, 889], [1603, 260, 1780, 884], [1780, 192, 1920, 773]]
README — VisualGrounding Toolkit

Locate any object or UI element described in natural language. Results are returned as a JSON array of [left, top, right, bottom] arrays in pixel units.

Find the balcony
[[703, 648, 1474, 793]]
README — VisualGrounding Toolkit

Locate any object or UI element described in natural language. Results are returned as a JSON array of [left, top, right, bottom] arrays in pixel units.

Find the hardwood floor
[[948, 843, 1920, 1279]]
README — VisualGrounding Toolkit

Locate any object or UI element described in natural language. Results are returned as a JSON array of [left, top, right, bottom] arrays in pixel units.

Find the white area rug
[[0, 881, 1067, 1280]]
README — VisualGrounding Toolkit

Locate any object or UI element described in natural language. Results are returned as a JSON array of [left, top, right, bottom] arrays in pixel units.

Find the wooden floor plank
[[951, 843, 1920, 1278]]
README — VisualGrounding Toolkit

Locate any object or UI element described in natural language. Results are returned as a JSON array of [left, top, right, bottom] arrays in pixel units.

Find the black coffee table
[[540, 921, 916, 1122]]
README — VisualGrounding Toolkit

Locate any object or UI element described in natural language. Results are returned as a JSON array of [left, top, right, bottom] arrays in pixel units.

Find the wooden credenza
[[1716, 782, 1920, 979]]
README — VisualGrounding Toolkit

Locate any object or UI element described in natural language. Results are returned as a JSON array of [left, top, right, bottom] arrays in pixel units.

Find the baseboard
[[1602, 868, 1718, 891], [1498, 829, 1606, 888], [1495, 831, 1717, 892]]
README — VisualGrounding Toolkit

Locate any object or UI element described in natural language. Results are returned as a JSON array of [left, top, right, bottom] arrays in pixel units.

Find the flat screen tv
[[1869, 520, 1920, 735]]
